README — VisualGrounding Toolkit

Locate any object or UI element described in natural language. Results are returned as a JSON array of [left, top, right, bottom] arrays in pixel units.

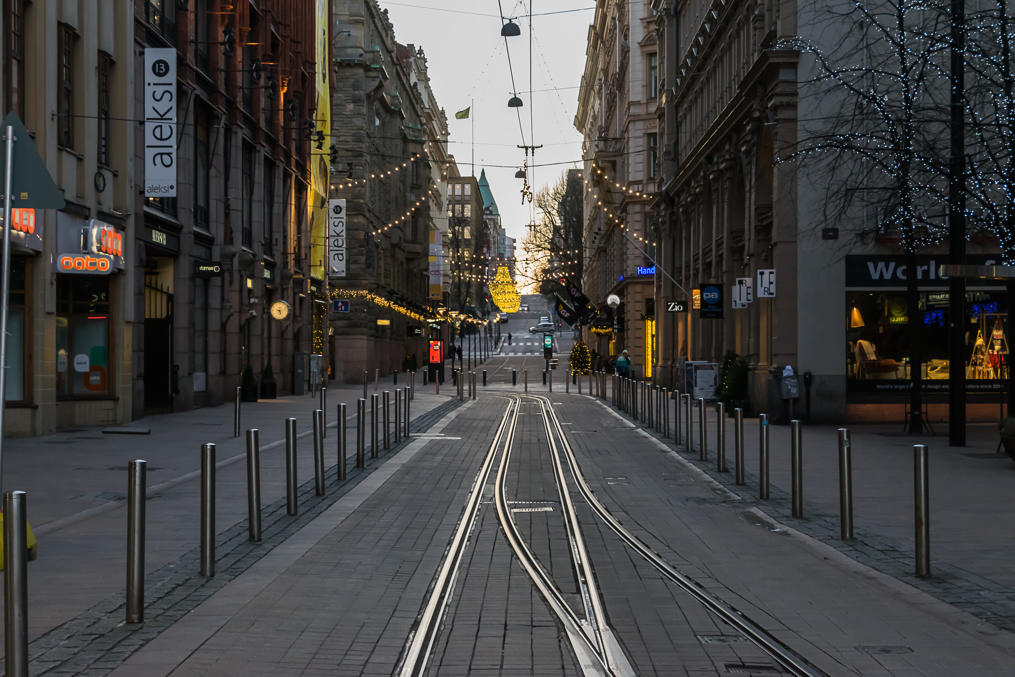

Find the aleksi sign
[[328, 198, 346, 277], [144, 48, 177, 197]]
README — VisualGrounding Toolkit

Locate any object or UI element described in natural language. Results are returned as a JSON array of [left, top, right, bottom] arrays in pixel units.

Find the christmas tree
[[569, 341, 591, 375]]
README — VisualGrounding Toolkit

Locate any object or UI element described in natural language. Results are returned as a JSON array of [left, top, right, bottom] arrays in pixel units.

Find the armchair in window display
[[852, 338, 903, 379]]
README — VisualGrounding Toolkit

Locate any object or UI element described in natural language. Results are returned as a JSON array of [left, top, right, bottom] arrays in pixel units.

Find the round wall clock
[[269, 300, 291, 320]]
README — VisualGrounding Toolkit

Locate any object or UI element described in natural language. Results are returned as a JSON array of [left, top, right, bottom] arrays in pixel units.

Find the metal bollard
[[735, 408, 745, 485], [838, 428, 854, 540], [320, 387, 327, 438], [375, 367, 380, 392], [759, 413, 770, 499], [914, 444, 930, 577], [337, 403, 347, 481], [410, 370, 415, 399], [549, 369, 553, 392], [201, 443, 216, 576], [363, 370, 368, 399], [246, 430, 262, 541], [674, 391, 681, 444], [383, 391, 391, 451], [423, 369, 429, 386], [394, 370, 398, 386], [371, 393, 379, 458], [395, 388, 402, 444], [524, 369, 528, 392], [512, 368, 517, 386], [127, 460, 147, 623], [435, 369, 439, 395], [698, 398, 707, 461], [285, 418, 298, 515], [4, 490, 29, 676], [313, 410, 325, 496], [663, 388, 669, 438], [685, 394, 692, 452], [356, 399, 365, 468], [791, 420, 803, 517], [483, 369, 487, 386], [472, 371, 477, 400], [404, 386, 411, 438], [566, 371, 571, 393], [234, 385, 241, 437], [578, 371, 583, 395], [716, 402, 726, 472]]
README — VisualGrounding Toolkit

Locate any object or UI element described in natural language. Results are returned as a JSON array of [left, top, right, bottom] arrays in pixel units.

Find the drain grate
[[859, 645, 913, 655], [697, 634, 745, 644], [724, 663, 784, 675]]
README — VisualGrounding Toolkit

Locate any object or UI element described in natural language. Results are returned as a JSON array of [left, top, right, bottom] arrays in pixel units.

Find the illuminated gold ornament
[[489, 265, 521, 313]]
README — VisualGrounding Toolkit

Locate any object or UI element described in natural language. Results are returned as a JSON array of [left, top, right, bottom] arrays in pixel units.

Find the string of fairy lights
[[369, 185, 439, 236], [582, 162, 656, 248]]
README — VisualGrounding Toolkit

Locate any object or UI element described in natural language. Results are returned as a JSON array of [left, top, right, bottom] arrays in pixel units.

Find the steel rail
[[540, 397, 829, 677], [396, 399, 516, 677], [493, 396, 612, 676], [534, 397, 636, 676]]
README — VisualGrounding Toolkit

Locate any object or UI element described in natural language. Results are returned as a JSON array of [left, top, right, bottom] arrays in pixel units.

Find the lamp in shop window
[[850, 305, 865, 329]]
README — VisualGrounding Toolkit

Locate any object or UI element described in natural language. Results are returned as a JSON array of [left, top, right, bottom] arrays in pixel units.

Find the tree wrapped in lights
[[569, 340, 591, 375]]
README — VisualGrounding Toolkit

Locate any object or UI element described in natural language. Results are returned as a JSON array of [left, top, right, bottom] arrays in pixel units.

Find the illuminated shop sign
[[2, 208, 43, 252], [55, 216, 125, 275], [636, 265, 656, 276]]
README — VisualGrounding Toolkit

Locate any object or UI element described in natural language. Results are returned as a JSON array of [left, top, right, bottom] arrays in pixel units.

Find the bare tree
[[519, 171, 583, 296]]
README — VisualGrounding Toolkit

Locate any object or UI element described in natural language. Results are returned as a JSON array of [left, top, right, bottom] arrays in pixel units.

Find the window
[[648, 53, 658, 99], [97, 51, 113, 166], [242, 141, 254, 248], [646, 133, 658, 178], [4, 258, 28, 402], [463, 203, 471, 218], [463, 184, 471, 198], [194, 0, 211, 73], [145, 0, 176, 43], [194, 102, 211, 227], [4, 0, 26, 119], [58, 24, 77, 149], [263, 158, 276, 255], [56, 276, 111, 397]]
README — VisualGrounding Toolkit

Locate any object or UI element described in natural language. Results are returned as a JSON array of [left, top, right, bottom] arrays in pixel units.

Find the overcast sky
[[379, 1, 593, 252]]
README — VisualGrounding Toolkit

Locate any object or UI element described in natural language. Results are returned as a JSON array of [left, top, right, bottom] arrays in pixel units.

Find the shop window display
[[56, 276, 111, 397], [846, 290, 1007, 388]]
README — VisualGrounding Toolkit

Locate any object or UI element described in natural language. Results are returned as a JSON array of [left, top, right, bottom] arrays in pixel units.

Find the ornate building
[[576, 0, 660, 378]]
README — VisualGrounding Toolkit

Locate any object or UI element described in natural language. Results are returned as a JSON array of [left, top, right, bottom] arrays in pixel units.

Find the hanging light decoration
[[500, 19, 521, 37], [508, 95, 523, 108]]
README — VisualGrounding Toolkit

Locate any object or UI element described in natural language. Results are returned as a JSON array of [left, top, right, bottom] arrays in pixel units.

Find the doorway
[[144, 267, 174, 412]]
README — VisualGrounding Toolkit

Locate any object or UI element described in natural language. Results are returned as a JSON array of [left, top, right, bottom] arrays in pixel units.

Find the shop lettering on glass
[[328, 199, 347, 277], [144, 48, 177, 197]]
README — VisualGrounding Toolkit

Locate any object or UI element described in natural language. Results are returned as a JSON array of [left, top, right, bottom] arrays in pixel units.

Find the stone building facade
[[576, 0, 659, 378]]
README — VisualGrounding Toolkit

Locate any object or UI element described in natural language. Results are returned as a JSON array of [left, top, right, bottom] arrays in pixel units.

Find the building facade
[[576, 0, 659, 378]]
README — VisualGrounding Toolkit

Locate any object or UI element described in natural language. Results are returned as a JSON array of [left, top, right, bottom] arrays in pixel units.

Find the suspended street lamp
[[507, 95, 523, 108], [500, 19, 521, 37], [514, 168, 526, 179]]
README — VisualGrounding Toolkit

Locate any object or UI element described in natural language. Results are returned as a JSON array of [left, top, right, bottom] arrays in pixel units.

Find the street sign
[[732, 277, 753, 309], [666, 301, 686, 312], [757, 269, 776, 298], [543, 334, 553, 350], [699, 283, 723, 319], [333, 299, 350, 312], [0, 112, 65, 209]]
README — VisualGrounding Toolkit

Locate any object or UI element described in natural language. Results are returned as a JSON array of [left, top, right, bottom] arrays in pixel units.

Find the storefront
[[845, 254, 1006, 416], [4, 209, 42, 423], [54, 215, 126, 426]]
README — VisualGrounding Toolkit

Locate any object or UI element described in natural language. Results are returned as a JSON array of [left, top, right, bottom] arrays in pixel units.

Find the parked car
[[529, 322, 555, 333]]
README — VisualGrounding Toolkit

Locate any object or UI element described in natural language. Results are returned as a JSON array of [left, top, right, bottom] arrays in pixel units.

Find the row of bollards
[[608, 379, 931, 578]]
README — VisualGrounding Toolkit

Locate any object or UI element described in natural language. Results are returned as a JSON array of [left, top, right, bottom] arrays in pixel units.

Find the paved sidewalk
[[611, 390, 1015, 632], [0, 381, 454, 659]]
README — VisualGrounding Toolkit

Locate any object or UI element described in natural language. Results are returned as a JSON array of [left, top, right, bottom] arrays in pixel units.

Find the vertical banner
[[428, 229, 443, 300], [144, 48, 177, 197], [328, 199, 346, 277], [309, 0, 330, 279]]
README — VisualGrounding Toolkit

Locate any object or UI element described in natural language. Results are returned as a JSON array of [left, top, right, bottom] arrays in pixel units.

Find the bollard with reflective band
[[127, 460, 146, 623], [320, 387, 327, 438], [734, 408, 745, 485], [382, 391, 391, 451], [838, 428, 854, 540], [337, 403, 347, 481], [759, 414, 770, 499], [313, 410, 325, 496], [233, 386, 241, 437], [914, 444, 930, 577], [698, 398, 707, 461], [4, 490, 29, 677], [356, 399, 366, 468], [371, 394, 379, 458], [285, 418, 298, 515], [201, 443, 216, 576], [716, 402, 726, 472], [394, 389, 402, 444], [791, 420, 803, 517], [246, 430, 262, 541]]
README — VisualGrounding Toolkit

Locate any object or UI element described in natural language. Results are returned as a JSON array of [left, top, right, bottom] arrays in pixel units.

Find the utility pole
[[948, 0, 966, 446]]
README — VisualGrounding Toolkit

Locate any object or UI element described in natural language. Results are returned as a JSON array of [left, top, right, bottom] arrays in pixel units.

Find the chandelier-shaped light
[[488, 265, 521, 313]]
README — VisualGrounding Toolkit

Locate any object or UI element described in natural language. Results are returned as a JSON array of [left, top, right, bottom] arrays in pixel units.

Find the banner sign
[[699, 283, 723, 319], [756, 269, 776, 298], [428, 229, 443, 300], [144, 48, 177, 197], [555, 296, 578, 326], [732, 277, 753, 309], [328, 199, 347, 277]]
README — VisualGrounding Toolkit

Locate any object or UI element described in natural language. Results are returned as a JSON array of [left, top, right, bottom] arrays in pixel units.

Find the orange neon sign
[[11, 208, 35, 234], [58, 255, 111, 273]]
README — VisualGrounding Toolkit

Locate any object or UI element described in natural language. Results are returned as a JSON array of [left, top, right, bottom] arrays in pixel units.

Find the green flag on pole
[[454, 107, 470, 120]]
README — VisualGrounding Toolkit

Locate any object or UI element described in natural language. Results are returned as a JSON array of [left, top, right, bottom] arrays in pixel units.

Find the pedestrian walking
[[508, 333, 512, 345], [615, 349, 631, 377]]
